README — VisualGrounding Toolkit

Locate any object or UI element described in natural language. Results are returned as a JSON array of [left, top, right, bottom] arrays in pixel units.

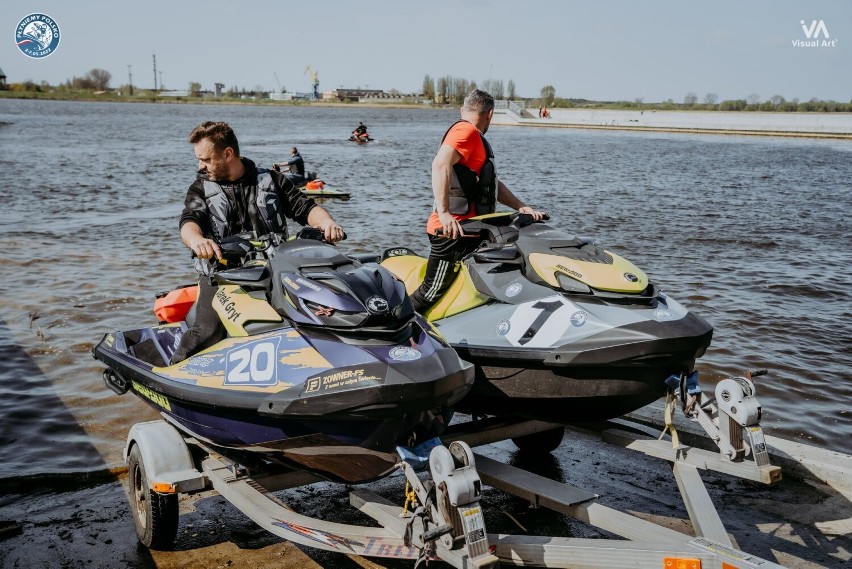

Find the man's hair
[[291, 147, 298, 154], [463, 89, 495, 114], [188, 121, 240, 156]]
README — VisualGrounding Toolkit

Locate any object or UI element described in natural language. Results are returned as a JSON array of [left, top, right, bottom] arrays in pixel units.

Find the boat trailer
[[124, 372, 784, 568]]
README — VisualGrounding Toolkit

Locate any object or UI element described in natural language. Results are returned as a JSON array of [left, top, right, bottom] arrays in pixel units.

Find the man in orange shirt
[[410, 89, 546, 312]]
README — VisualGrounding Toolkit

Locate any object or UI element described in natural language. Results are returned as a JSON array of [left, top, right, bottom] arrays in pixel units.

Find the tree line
[[3, 68, 850, 112]]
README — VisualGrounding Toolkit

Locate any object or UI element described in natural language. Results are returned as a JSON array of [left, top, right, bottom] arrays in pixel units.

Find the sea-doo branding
[[389, 346, 421, 361], [16, 14, 60, 59], [505, 282, 523, 297], [366, 295, 389, 314], [623, 272, 639, 283], [283, 276, 300, 290], [570, 311, 587, 327], [556, 264, 583, 280], [496, 319, 511, 336], [225, 338, 281, 386], [296, 277, 322, 292], [384, 248, 414, 258]]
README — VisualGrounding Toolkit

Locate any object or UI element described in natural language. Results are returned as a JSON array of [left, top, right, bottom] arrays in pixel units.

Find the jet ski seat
[[380, 254, 427, 296]]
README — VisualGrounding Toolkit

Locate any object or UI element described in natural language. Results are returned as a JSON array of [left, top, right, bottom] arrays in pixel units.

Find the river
[[0, 99, 849, 484]]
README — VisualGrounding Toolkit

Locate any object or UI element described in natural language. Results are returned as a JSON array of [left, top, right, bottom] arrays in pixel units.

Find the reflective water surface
[[0, 99, 849, 480]]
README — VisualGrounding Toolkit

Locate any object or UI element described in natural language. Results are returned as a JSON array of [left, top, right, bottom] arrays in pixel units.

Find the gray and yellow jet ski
[[375, 213, 713, 424]]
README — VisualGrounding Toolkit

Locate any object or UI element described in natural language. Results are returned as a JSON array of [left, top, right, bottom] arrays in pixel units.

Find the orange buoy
[[153, 285, 198, 323], [305, 179, 325, 191]]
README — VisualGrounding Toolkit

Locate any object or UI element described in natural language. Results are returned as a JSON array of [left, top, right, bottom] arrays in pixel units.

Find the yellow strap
[[660, 391, 680, 448], [402, 480, 418, 515]]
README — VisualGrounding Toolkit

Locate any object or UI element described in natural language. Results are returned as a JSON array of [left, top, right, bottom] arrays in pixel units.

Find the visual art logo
[[16, 13, 61, 58], [801, 19, 829, 39], [793, 19, 837, 48]]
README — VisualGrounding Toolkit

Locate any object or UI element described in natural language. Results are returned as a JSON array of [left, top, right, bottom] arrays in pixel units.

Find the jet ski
[[374, 213, 713, 424], [270, 167, 350, 200], [93, 230, 474, 484]]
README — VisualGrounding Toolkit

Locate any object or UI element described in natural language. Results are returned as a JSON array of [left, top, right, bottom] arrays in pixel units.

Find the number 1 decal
[[504, 296, 580, 348]]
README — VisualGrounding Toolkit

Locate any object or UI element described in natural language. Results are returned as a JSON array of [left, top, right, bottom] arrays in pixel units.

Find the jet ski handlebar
[[192, 230, 347, 272]]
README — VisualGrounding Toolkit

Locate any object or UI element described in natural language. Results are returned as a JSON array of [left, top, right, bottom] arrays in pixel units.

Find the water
[[0, 99, 849, 482]]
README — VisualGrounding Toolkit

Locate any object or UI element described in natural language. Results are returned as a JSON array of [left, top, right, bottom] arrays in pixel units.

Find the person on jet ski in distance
[[410, 89, 546, 312], [170, 121, 345, 364], [272, 146, 306, 187], [352, 121, 369, 141]]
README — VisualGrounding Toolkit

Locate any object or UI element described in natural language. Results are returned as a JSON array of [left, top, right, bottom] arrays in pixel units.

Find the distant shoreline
[[3, 92, 851, 139]]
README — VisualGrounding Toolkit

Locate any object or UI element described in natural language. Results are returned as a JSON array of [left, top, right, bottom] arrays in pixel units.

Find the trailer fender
[[124, 420, 207, 493]]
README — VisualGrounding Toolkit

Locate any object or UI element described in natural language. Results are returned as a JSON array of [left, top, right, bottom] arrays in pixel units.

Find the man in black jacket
[[171, 121, 344, 363], [272, 146, 306, 187]]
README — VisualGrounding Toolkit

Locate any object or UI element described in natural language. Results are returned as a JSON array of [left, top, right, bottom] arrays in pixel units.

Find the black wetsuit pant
[[410, 234, 481, 313], [169, 279, 226, 364]]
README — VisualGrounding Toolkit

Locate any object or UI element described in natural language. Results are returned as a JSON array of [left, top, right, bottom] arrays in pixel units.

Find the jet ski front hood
[[433, 292, 713, 368]]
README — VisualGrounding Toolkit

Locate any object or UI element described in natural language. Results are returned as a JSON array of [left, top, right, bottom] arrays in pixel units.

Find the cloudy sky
[[4, 0, 850, 103]]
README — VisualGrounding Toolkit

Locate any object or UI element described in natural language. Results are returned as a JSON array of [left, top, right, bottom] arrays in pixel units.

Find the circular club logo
[[16, 14, 60, 59], [505, 283, 523, 298], [496, 319, 511, 336], [653, 309, 676, 321], [570, 310, 587, 327], [389, 346, 421, 361]]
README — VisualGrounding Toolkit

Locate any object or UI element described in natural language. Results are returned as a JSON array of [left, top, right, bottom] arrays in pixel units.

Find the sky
[[3, 0, 850, 103]]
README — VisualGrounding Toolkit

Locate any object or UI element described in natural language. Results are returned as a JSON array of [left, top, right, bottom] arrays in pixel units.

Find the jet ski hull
[[439, 298, 713, 423], [94, 321, 473, 484]]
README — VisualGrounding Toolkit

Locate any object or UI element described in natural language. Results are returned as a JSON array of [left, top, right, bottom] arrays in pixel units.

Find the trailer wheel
[[128, 444, 178, 550], [511, 426, 564, 453]]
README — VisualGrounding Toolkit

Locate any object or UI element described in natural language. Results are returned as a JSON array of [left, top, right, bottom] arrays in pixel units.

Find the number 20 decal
[[504, 296, 581, 348], [225, 338, 280, 386]]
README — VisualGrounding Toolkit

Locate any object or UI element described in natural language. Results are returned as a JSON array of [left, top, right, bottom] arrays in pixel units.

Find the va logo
[[801, 20, 829, 39], [16, 13, 61, 58]]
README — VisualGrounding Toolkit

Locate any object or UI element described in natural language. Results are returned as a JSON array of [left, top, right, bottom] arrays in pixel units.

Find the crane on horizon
[[304, 65, 319, 100]]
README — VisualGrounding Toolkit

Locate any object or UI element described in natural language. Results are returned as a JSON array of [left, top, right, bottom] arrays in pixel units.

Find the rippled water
[[0, 99, 849, 481]]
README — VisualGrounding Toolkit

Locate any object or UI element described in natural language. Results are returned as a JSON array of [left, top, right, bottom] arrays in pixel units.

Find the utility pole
[[153, 54, 158, 91], [127, 64, 133, 96], [159, 71, 163, 91]]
